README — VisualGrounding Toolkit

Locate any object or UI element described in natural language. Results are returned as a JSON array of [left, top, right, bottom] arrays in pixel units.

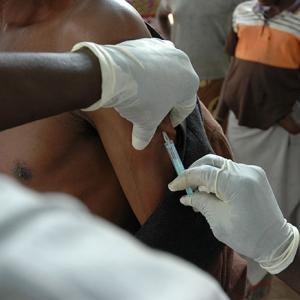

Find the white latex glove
[[0, 175, 228, 300], [72, 38, 199, 150], [168, 154, 300, 275]]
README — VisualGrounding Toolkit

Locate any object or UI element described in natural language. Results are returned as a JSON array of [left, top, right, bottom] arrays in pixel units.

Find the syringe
[[162, 131, 193, 196]]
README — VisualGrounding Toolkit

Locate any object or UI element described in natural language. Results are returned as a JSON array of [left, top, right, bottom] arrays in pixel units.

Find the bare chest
[[0, 15, 105, 183], [0, 113, 94, 183], [0, 7, 137, 227], [0, 113, 133, 226], [0, 21, 108, 199]]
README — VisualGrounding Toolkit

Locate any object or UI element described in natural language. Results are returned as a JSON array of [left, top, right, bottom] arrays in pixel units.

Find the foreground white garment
[[0, 175, 228, 300], [227, 107, 300, 284]]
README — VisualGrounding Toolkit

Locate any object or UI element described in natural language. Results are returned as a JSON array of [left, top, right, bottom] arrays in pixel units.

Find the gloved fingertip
[[132, 132, 150, 150], [170, 113, 183, 128], [170, 100, 197, 128], [180, 196, 192, 207], [168, 183, 175, 191], [132, 137, 147, 150], [132, 126, 156, 150], [168, 177, 185, 191]]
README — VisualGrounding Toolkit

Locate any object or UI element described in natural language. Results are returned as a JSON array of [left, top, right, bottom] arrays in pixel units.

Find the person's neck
[[262, 0, 296, 18], [0, 0, 74, 29]]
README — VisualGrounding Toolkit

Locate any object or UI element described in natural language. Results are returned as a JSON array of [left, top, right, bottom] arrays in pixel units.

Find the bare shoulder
[[70, 0, 151, 45]]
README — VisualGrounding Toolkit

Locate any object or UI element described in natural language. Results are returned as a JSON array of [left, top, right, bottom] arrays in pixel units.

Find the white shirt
[[0, 175, 228, 300]]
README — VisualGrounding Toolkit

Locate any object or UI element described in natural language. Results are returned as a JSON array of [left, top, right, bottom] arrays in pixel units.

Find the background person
[[157, 0, 245, 114], [215, 0, 300, 295]]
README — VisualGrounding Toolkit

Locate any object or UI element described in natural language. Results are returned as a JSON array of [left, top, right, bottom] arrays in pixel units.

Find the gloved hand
[[168, 154, 300, 274], [72, 38, 199, 150]]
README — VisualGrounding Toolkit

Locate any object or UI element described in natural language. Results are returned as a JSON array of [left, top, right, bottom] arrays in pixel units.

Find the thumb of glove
[[180, 192, 212, 214], [132, 124, 157, 150]]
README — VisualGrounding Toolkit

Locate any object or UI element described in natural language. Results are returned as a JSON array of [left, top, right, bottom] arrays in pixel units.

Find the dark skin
[[0, 51, 101, 131], [0, 0, 175, 229], [218, 0, 300, 134]]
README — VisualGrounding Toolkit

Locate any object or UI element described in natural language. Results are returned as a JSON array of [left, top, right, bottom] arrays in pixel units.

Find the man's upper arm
[[80, 2, 175, 224], [86, 108, 176, 224]]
